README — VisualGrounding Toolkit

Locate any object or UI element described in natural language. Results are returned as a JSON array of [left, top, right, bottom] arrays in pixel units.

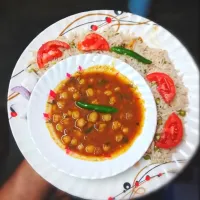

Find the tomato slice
[[37, 40, 70, 68], [78, 33, 110, 51], [40, 40, 70, 52], [146, 72, 176, 104], [156, 113, 183, 149], [41, 48, 63, 64]]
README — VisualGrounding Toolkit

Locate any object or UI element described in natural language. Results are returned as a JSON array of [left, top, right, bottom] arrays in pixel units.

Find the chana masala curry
[[45, 66, 145, 161]]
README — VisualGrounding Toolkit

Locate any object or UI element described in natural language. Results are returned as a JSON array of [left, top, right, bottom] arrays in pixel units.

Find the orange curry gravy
[[46, 66, 145, 161]]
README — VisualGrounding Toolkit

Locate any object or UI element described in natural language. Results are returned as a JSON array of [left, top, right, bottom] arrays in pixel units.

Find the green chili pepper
[[76, 101, 118, 113], [110, 47, 152, 64]]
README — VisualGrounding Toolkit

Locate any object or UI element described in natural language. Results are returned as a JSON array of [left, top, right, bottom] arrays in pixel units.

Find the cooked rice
[[28, 28, 188, 163]]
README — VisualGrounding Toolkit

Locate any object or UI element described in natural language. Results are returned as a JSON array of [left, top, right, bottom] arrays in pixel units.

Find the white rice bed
[[28, 30, 188, 163]]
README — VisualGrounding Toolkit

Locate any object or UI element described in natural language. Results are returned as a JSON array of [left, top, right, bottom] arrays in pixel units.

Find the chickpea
[[126, 112, 133, 120], [57, 101, 65, 109], [71, 138, 78, 146], [94, 147, 102, 155], [68, 86, 76, 92], [109, 96, 116, 105], [104, 90, 112, 96], [103, 143, 111, 152], [52, 105, 57, 112], [61, 118, 71, 125], [56, 123, 64, 132], [76, 118, 87, 128], [98, 123, 107, 132], [56, 83, 65, 91], [79, 79, 85, 85], [122, 127, 129, 134], [73, 129, 82, 137], [77, 143, 84, 150], [61, 135, 71, 144], [72, 110, 80, 119], [63, 110, 72, 118], [85, 145, 95, 153], [112, 121, 121, 130], [86, 88, 94, 97], [67, 110, 72, 116], [115, 134, 123, 142], [88, 112, 98, 123], [73, 92, 80, 100], [60, 92, 68, 99], [53, 114, 61, 123], [114, 87, 120, 92], [91, 99, 98, 104], [102, 114, 112, 122]]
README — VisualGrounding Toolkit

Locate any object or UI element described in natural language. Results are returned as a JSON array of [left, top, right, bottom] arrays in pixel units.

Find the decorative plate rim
[[7, 10, 199, 200]]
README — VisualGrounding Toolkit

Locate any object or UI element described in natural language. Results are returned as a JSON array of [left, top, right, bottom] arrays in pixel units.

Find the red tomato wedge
[[156, 113, 183, 149], [41, 48, 63, 64], [37, 40, 70, 68], [78, 33, 110, 51], [39, 40, 70, 52], [146, 72, 176, 104]]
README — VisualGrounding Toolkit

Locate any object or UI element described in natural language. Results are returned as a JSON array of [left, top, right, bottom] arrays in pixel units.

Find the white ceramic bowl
[[27, 53, 157, 179]]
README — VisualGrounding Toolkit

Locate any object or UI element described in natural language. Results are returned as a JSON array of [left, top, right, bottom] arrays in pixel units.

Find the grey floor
[[0, 0, 199, 199]]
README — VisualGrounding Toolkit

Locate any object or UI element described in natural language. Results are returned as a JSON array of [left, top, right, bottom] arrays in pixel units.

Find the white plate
[[7, 10, 199, 199], [27, 54, 157, 179]]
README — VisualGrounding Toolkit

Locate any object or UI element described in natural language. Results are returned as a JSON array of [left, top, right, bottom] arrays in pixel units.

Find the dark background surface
[[0, 0, 199, 199]]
